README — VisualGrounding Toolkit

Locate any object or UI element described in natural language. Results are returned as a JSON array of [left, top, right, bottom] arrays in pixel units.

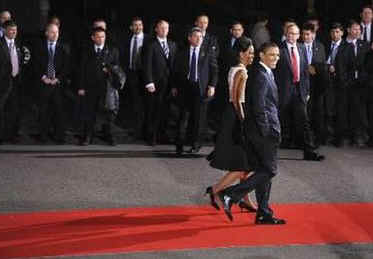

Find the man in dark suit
[[215, 21, 244, 127], [324, 23, 351, 146], [78, 27, 120, 146], [364, 41, 373, 147], [33, 23, 70, 144], [344, 20, 370, 147], [119, 17, 150, 139], [194, 14, 220, 58], [272, 18, 296, 46], [301, 22, 328, 146], [360, 5, 373, 44], [218, 42, 285, 225], [0, 20, 23, 144], [143, 19, 177, 146], [172, 27, 218, 154], [275, 23, 324, 161]]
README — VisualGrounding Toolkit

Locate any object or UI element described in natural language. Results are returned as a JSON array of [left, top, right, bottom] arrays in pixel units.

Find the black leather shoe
[[188, 146, 201, 154], [80, 136, 90, 146], [39, 135, 48, 144], [255, 215, 286, 225], [55, 138, 66, 145], [218, 192, 234, 221], [176, 145, 184, 155], [205, 186, 220, 211], [238, 200, 257, 213], [304, 151, 325, 161], [108, 138, 117, 146]]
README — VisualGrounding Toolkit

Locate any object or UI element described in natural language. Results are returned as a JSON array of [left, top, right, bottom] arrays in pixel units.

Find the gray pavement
[[1, 144, 373, 258]]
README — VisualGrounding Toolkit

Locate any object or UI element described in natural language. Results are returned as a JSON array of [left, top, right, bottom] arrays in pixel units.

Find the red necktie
[[290, 46, 299, 83]]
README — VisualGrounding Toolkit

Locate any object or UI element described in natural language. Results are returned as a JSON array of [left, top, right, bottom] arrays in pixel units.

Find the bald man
[[33, 23, 70, 144]]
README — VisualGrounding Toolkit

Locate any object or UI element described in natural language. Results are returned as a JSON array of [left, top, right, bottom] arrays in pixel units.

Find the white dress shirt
[[94, 44, 104, 53]]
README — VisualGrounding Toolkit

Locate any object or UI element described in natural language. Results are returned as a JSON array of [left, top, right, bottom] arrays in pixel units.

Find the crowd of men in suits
[[1, 5, 373, 154]]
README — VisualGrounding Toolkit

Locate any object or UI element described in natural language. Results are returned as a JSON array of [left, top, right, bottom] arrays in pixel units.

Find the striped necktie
[[162, 41, 169, 58]]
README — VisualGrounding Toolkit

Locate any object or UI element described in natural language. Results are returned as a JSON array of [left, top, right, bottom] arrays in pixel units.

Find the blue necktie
[[307, 45, 312, 64], [190, 47, 197, 82]]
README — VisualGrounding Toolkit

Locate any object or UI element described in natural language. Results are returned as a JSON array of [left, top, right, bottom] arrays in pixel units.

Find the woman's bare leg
[[212, 171, 245, 193]]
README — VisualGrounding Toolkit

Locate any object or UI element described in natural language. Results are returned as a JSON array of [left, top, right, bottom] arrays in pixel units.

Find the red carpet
[[1, 203, 373, 258]]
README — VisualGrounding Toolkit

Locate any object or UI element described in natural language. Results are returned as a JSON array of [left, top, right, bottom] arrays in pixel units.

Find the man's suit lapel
[[155, 40, 168, 61], [282, 44, 293, 73], [197, 46, 206, 76], [297, 43, 306, 74]]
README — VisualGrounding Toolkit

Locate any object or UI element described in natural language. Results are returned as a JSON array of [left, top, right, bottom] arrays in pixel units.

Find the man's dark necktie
[[47, 43, 55, 79], [363, 26, 368, 42], [131, 35, 138, 70], [329, 42, 337, 65], [290, 46, 299, 83], [190, 47, 197, 82]]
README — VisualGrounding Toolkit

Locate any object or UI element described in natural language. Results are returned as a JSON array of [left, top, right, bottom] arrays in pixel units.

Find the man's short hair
[[259, 42, 278, 54], [3, 20, 17, 28], [188, 27, 202, 36], [330, 22, 344, 31], [230, 20, 243, 29], [195, 13, 209, 22], [347, 19, 360, 29], [361, 4, 373, 12], [131, 16, 143, 24], [91, 26, 106, 36], [45, 23, 59, 32], [302, 22, 315, 32]]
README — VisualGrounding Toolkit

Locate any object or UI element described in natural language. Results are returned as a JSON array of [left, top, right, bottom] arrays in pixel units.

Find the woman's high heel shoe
[[205, 186, 220, 211], [238, 200, 257, 213]]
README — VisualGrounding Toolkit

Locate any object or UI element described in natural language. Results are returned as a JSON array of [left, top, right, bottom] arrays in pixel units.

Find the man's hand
[[42, 76, 52, 85], [171, 88, 177, 97], [51, 78, 59, 85], [329, 65, 335, 73], [308, 65, 316, 75], [147, 85, 156, 93], [78, 89, 85, 96], [207, 86, 215, 97]]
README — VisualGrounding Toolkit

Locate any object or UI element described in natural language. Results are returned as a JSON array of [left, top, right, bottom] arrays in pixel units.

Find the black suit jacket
[[337, 39, 370, 88], [173, 46, 218, 100], [79, 44, 120, 95], [32, 40, 70, 85], [352, 39, 370, 86], [308, 40, 327, 95], [143, 38, 177, 89], [201, 32, 220, 58], [119, 33, 151, 73], [0, 37, 23, 95], [275, 42, 310, 105], [218, 36, 239, 76], [325, 39, 351, 88], [246, 64, 281, 142]]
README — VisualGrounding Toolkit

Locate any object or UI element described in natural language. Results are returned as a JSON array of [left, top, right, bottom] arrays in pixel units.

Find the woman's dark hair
[[234, 36, 253, 64]]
